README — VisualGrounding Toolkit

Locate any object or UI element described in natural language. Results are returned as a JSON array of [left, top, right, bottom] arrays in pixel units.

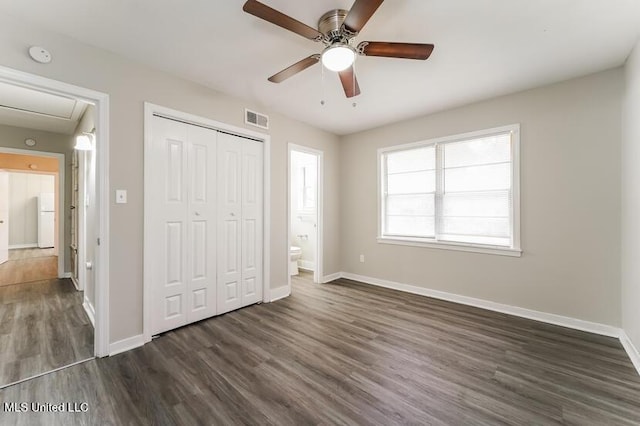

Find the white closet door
[[217, 133, 243, 314], [186, 125, 217, 323], [151, 116, 189, 334], [241, 140, 263, 306], [150, 117, 218, 334]]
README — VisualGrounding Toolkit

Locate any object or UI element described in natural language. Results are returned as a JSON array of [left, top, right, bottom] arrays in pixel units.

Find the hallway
[[0, 248, 58, 287], [0, 278, 93, 387]]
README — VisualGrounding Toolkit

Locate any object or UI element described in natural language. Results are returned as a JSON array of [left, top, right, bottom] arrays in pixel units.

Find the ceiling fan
[[243, 0, 434, 98]]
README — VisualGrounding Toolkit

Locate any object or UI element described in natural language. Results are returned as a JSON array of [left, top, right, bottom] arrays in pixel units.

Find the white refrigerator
[[38, 193, 55, 248]]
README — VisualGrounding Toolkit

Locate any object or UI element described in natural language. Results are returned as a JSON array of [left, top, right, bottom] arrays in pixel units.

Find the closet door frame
[[143, 103, 271, 344]]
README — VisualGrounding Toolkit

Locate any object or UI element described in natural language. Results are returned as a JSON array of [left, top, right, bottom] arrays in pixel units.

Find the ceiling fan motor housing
[[318, 9, 351, 44]]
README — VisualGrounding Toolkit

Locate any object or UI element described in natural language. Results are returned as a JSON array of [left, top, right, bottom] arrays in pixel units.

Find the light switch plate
[[116, 190, 127, 204]]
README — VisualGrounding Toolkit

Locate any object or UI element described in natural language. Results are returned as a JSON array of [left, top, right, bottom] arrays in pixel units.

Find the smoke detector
[[28, 46, 52, 64]]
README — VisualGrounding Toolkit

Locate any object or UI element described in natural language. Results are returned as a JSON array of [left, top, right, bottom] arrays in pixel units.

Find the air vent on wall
[[245, 108, 269, 130]]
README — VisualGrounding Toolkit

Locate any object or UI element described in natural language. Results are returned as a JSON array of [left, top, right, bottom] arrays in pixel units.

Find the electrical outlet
[[359, 254, 365, 263]]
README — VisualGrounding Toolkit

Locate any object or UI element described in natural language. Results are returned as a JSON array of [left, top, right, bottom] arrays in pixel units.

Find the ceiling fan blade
[[343, 0, 384, 34], [358, 42, 434, 60], [338, 66, 361, 98], [243, 0, 323, 41], [268, 55, 320, 83]]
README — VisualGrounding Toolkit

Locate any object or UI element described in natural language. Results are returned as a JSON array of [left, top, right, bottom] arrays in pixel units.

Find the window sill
[[377, 236, 522, 257]]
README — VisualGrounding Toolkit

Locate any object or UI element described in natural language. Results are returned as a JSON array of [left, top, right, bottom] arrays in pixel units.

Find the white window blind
[[385, 146, 435, 237], [379, 125, 520, 255]]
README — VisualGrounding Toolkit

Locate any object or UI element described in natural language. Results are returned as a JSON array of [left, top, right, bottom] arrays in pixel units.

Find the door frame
[[0, 149, 64, 277], [287, 143, 324, 290], [143, 102, 271, 344], [0, 65, 111, 357]]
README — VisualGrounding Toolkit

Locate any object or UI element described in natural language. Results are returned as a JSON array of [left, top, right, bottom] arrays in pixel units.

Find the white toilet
[[290, 246, 302, 275]]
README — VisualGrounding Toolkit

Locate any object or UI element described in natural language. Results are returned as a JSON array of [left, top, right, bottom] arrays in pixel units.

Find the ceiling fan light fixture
[[321, 44, 355, 72]]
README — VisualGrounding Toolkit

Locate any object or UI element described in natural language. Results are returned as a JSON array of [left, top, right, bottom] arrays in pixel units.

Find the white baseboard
[[341, 272, 621, 338], [620, 331, 640, 376], [82, 298, 95, 328], [70, 275, 80, 290], [9, 243, 38, 249], [109, 334, 145, 356], [299, 260, 315, 270], [270, 285, 290, 302], [322, 272, 343, 283], [61, 272, 73, 279]]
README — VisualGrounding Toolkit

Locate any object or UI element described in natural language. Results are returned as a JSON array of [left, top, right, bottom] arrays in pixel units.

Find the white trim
[[70, 274, 79, 290], [8, 243, 38, 249], [109, 334, 145, 356], [62, 272, 73, 279], [322, 272, 343, 283], [0, 148, 65, 275], [341, 272, 620, 338], [143, 102, 271, 344], [0, 65, 111, 358], [83, 297, 95, 328], [377, 124, 521, 256], [270, 285, 290, 302], [77, 150, 86, 293], [620, 330, 640, 376], [377, 237, 522, 257], [287, 144, 324, 296]]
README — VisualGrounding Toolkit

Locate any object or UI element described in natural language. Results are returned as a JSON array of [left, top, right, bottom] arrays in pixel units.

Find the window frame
[[377, 124, 521, 257]]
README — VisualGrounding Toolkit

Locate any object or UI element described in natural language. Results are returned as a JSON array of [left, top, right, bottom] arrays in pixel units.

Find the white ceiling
[[1, 0, 639, 135], [0, 81, 89, 134]]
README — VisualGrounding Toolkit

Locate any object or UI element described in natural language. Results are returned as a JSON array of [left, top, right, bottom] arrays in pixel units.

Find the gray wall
[[339, 69, 623, 327], [0, 124, 73, 272], [622, 40, 640, 349], [0, 14, 341, 343]]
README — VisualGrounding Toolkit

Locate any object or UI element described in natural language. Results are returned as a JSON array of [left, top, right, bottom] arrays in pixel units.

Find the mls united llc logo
[[3, 402, 89, 413]]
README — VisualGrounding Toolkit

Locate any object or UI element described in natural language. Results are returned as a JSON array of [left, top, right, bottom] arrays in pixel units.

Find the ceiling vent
[[245, 108, 269, 130]]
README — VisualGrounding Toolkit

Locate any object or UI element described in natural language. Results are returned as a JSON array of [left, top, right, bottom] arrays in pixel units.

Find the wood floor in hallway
[[0, 248, 58, 287], [0, 272, 639, 425], [0, 278, 93, 387]]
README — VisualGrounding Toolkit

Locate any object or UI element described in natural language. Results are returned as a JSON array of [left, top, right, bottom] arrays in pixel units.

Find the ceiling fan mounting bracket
[[318, 9, 353, 45]]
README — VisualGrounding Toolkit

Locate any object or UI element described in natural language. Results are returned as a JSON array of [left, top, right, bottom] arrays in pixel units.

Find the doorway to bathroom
[[288, 144, 323, 289]]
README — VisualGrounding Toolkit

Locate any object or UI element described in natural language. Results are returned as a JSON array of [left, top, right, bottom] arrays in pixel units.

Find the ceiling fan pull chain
[[320, 61, 326, 106], [352, 62, 357, 107]]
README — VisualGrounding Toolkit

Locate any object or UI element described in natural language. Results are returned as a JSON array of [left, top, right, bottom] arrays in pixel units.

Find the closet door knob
[[230, 212, 235, 217], [0, 220, 4, 224]]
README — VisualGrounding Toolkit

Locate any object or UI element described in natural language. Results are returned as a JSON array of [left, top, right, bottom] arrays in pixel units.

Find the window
[[379, 124, 521, 256]]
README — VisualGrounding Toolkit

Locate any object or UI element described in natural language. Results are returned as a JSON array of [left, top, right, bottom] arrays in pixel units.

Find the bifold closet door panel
[[150, 116, 189, 335], [241, 140, 263, 306], [186, 125, 218, 323], [217, 133, 243, 314]]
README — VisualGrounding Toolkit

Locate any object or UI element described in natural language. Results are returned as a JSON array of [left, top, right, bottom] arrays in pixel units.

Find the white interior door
[[241, 140, 263, 306], [151, 116, 189, 334], [186, 125, 217, 323], [217, 133, 242, 314], [84, 144, 97, 308], [0, 171, 8, 264], [150, 116, 218, 335]]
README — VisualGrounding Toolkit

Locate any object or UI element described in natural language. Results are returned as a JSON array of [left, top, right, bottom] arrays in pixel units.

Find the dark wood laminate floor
[[0, 278, 94, 387], [1, 272, 639, 425]]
